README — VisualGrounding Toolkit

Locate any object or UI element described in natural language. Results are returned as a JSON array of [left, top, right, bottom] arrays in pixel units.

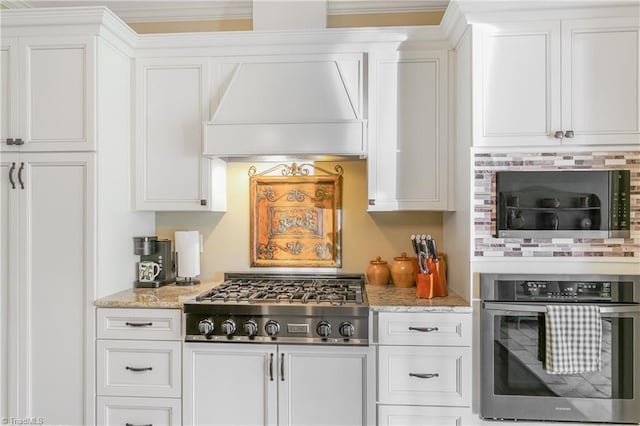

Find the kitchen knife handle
[[8, 162, 16, 189], [408, 326, 439, 333], [269, 353, 274, 381], [125, 322, 153, 327], [125, 366, 153, 372], [280, 353, 285, 381], [17, 162, 24, 189], [409, 373, 439, 379]]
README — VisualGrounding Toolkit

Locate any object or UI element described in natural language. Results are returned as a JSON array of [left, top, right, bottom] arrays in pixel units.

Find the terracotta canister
[[366, 257, 390, 286], [391, 252, 415, 288]]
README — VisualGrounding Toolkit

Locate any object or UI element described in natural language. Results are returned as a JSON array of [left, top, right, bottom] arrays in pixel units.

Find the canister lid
[[394, 252, 412, 261], [370, 256, 387, 265]]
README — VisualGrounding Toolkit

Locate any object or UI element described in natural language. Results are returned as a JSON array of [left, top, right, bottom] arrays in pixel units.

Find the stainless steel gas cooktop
[[183, 273, 369, 345]]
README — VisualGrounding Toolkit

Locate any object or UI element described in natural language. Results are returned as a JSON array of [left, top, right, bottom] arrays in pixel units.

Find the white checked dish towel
[[545, 305, 602, 375]]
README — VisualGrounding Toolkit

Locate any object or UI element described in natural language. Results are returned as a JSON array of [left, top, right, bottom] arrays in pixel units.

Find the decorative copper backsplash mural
[[249, 163, 343, 267]]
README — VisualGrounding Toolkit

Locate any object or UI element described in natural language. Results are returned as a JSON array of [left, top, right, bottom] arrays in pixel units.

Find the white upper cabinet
[[475, 17, 639, 147], [368, 49, 451, 211], [561, 18, 640, 145], [1, 36, 94, 152], [134, 57, 226, 211]]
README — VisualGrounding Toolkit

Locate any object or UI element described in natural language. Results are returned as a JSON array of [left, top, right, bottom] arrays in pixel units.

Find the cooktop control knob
[[316, 321, 332, 338], [221, 319, 236, 336], [338, 322, 355, 338], [265, 320, 281, 337], [243, 320, 258, 337], [198, 319, 214, 337]]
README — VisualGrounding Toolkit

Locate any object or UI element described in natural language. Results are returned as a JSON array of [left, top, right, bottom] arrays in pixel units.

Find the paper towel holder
[[174, 230, 201, 286]]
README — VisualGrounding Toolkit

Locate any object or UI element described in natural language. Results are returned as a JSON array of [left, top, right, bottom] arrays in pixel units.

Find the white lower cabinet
[[184, 343, 373, 426], [375, 312, 472, 425], [96, 308, 182, 426], [97, 397, 181, 426], [378, 405, 472, 426]]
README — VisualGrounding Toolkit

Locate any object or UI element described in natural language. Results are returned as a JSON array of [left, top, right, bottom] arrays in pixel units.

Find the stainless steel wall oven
[[480, 273, 640, 424]]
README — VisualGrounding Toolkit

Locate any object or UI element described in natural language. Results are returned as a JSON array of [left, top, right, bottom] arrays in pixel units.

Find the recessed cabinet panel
[[1, 41, 17, 143], [27, 45, 86, 142], [378, 345, 471, 406], [97, 340, 181, 398], [483, 33, 550, 136], [397, 59, 439, 203], [563, 18, 640, 144], [19, 154, 93, 425]]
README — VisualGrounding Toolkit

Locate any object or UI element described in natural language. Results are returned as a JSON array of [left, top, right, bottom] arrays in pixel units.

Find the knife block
[[416, 273, 434, 298]]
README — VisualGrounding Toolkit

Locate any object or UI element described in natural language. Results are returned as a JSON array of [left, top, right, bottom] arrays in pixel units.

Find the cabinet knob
[[15, 138, 24, 145], [368, 199, 376, 206], [200, 199, 207, 206], [6, 138, 15, 145], [564, 130, 574, 139], [553, 131, 564, 139]]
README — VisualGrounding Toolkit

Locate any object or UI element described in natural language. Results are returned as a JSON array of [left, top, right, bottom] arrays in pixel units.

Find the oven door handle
[[482, 302, 640, 314]]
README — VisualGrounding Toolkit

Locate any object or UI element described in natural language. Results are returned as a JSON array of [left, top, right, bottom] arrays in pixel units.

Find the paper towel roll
[[175, 231, 200, 279]]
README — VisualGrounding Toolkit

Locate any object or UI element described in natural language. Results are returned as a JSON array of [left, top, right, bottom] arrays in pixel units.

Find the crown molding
[[2, 0, 448, 23]]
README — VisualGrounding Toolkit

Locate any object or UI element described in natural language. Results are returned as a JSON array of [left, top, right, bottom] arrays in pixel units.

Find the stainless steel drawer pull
[[125, 322, 153, 327], [125, 366, 153, 372], [126, 423, 152, 426], [408, 326, 438, 333], [409, 373, 439, 379]]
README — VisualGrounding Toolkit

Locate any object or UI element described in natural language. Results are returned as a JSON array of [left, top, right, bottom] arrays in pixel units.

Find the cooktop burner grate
[[196, 278, 364, 305]]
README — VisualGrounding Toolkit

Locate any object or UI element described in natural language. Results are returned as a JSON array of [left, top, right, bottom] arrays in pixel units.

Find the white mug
[[139, 261, 161, 282]]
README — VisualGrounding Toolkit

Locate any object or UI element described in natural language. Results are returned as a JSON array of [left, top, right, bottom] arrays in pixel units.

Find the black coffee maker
[[133, 236, 176, 288]]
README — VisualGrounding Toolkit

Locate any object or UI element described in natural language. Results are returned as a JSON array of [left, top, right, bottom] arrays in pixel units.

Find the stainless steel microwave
[[496, 170, 630, 238]]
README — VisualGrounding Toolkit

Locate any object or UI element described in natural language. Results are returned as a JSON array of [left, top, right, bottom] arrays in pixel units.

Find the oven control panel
[[520, 281, 612, 300]]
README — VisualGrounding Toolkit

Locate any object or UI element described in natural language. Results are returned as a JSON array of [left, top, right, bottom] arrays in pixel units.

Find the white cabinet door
[[97, 340, 181, 398], [378, 405, 472, 426], [12, 37, 94, 152], [561, 17, 640, 146], [97, 396, 181, 426], [378, 345, 471, 407], [0, 155, 19, 419], [278, 345, 370, 426], [474, 21, 561, 147], [368, 50, 450, 211], [135, 57, 226, 211], [1, 38, 18, 146], [183, 343, 278, 426], [475, 17, 639, 147], [15, 153, 94, 425]]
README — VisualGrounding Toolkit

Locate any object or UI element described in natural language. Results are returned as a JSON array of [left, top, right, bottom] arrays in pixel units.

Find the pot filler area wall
[[473, 151, 639, 258]]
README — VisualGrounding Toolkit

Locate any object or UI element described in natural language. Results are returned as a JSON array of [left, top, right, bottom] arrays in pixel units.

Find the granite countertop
[[95, 280, 471, 312], [366, 284, 471, 312], [94, 281, 221, 309]]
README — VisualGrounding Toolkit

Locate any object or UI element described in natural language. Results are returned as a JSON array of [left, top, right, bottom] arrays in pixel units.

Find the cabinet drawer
[[97, 308, 181, 340], [378, 346, 471, 406], [377, 312, 471, 346], [97, 340, 181, 398], [97, 396, 181, 426], [377, 405, 472, 426]]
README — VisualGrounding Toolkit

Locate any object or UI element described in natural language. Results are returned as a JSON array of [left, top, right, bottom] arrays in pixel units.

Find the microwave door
[[481, 303, 640, 423]]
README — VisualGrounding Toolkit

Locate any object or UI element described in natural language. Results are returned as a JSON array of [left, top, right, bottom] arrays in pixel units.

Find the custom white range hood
[[203, 55, 366, 159], [203, 0, 368, 159]]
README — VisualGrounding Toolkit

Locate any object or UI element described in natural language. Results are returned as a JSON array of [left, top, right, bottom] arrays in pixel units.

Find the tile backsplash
[[473, 151, 640, 258]]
